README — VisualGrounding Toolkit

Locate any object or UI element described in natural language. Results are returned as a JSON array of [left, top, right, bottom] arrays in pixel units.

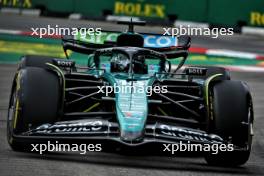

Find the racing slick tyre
[[205, 80, 254, 166], [204, 66, 230, 80], [7, 67, 61, 152], [19, 55, 61, 69]]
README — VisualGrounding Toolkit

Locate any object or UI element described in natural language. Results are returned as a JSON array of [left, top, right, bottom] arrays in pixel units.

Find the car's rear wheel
[[7, 67, 61, 151], [205, 80, 253, 166], [19, 55, 63, 69], [205, 66, 230, 80]]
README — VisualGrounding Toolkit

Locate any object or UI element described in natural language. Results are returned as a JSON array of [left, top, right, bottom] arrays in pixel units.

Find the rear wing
[[74, 31, 179, 48], [62, 19, 190, 60], [62, 31, 190, 56], [64, 30, 190, 49]]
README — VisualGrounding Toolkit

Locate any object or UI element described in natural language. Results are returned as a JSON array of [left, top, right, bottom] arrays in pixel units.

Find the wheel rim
[[247, 103, 254, 150], [7, 89, 16, 142]]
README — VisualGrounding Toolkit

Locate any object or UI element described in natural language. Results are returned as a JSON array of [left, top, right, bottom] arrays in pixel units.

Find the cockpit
[[90, 47, 168, 74]]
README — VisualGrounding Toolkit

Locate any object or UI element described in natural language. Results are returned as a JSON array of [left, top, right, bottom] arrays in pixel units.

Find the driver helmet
[[110, 53, 130, 72]]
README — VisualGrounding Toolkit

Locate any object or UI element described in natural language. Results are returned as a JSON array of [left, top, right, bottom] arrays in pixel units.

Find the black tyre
[[205, 66, 230, 80], [7, 67, 61, 151], [19, 55, 61, 69], [205, 80, 253, 166]]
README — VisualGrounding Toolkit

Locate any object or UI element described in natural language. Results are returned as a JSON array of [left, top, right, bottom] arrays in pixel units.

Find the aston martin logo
[[35, 120, 105, 134]]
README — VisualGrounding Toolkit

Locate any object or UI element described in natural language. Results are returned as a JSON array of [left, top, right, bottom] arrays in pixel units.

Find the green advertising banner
[[1, 0, 264, 27], [208, 0, 264, 27]]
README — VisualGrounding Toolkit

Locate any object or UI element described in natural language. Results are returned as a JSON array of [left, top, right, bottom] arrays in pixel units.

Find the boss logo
[[185, 67, 207, 76], [53, 59, 75, 67]]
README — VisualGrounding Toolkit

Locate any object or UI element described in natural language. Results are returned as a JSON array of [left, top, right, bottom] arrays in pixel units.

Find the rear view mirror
[[177, 35, 191, 50]]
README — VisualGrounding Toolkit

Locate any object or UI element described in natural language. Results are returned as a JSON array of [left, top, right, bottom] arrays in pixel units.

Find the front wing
[[13, 119, 224, 146]]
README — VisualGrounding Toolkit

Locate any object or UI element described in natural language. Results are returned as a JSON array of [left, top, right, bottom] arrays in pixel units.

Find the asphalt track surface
[[0, 15, 264, 176]]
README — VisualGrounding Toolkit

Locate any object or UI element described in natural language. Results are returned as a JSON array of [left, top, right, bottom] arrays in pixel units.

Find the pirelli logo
[[114, 1, 165, 18]]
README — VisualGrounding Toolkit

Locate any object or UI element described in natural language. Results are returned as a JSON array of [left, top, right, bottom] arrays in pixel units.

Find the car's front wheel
[[7, 67, 61, 151], [205, 80, 254, 166]]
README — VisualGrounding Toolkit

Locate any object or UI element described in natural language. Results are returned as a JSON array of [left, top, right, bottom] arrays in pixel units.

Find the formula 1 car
[[7, 20, 254, 166]]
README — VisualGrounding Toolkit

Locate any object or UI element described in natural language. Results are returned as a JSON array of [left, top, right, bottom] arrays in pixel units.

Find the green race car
[[7, 20, 254, 166]]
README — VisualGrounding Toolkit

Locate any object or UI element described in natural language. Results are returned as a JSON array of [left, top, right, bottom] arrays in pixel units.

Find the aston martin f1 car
[[7, 20, 254, 166]]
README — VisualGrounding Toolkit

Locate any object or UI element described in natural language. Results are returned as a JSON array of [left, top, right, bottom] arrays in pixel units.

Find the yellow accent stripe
[[157, 107, 168, 116], [46, 63, 65, 100], [13, 71, 21, 129], [13, 99, 19, 129], [83, 103, 100, 112], [204, 74, 223, 120], [16, 71, 21, 91]]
